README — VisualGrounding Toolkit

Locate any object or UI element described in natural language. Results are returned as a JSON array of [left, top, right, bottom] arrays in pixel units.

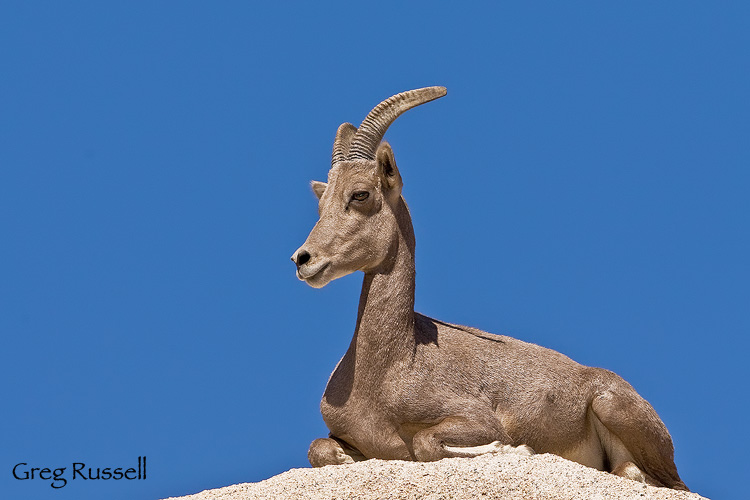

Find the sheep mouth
[[297, 261, 330, 281]]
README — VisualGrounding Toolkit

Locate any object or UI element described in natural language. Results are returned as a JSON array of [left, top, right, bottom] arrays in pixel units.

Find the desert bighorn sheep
[[291, 86, 688, 490]]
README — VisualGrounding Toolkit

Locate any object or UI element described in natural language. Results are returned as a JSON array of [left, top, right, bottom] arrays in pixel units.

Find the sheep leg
[[308, 436, 365, 467], [411, 416, 534, 462], [591, 389, 688, 490]]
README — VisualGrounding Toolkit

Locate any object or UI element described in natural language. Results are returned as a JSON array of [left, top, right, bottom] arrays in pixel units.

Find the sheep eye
[[352, 191, 369, 202]]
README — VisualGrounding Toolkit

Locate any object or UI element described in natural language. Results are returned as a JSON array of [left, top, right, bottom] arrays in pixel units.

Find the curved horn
[[347, 86, 447, 160], [331, 123, 357, 167]]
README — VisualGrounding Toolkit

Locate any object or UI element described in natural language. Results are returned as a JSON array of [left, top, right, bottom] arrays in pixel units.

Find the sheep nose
[[291, 249, 311, 267]]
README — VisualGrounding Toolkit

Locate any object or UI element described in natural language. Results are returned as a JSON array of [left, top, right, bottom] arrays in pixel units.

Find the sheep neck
[[353, 198, 416, 367]]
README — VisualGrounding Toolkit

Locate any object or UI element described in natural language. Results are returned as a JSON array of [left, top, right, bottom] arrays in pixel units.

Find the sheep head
[[291, 86, 446, 288]]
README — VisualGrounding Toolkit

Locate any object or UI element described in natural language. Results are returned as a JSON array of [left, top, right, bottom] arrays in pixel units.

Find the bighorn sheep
[[290, 87, 688, 490]]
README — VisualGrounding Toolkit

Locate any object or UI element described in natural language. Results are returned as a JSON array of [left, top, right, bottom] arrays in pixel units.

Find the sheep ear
[[375, 142, 402, 199], [311, 180, 327, 199]]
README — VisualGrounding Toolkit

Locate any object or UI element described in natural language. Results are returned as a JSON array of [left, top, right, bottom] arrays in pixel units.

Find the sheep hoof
[[308, 438, 360, 467], [491, 442, 535, 456]]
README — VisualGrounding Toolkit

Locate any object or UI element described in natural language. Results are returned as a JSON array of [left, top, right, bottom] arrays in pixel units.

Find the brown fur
[[291, 88, 688, 490]]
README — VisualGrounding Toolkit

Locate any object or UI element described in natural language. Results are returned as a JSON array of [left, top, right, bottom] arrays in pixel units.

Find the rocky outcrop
[[162, 453, 706, 500]]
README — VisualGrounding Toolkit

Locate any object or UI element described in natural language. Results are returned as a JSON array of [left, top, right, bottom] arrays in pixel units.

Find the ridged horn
[[347, 86, 447, 160], [331, 123, 357, 167]]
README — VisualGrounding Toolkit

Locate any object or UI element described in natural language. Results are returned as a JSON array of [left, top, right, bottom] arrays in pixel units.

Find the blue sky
[[1, 2, 747, 499]]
